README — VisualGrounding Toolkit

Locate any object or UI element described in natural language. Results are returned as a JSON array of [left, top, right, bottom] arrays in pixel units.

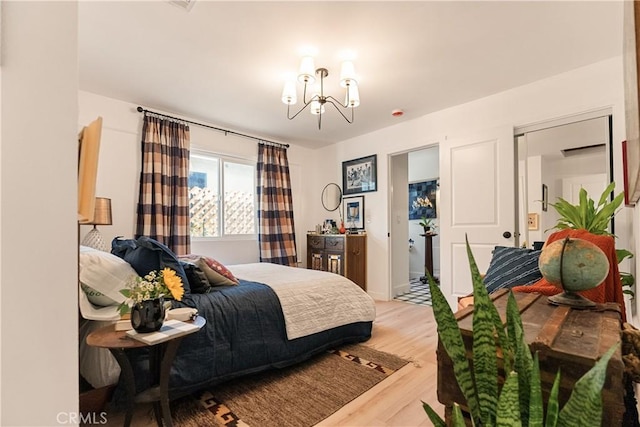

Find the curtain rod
[[136, 106, 290, 148]]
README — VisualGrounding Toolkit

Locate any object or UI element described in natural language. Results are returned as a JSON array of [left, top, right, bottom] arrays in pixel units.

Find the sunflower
[[162, 267, 184, 301]]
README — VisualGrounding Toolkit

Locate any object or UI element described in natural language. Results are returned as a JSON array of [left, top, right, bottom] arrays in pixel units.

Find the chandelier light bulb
[[340, 61, 357, 88], [310, 99, 325, 115], [281, 81, 297, 105], [298, 56, 316, 84], [345, 83, 360, 108]]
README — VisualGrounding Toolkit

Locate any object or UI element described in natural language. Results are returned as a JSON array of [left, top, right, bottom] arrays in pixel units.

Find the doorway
[[515, 112, 612, 248], [388, 145, 440, 304]]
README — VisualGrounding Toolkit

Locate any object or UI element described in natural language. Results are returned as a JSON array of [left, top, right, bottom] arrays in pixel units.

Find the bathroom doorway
[[388, 145, 440, 305]]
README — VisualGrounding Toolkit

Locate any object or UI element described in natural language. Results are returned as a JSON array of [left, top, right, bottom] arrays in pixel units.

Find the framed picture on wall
[[343, 196, 365, 230], [342, 154, 377, 195], [409, 179, 438, 220]]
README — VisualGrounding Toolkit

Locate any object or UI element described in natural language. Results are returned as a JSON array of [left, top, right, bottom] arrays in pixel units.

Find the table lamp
[[81, 197, 112, 251]]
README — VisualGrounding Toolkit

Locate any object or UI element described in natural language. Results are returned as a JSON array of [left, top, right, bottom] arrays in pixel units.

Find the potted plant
[[419, 217, 435, 233], [423, 237, 617, 426], [119, 268, 185, 332], [548, 182, 634, 298]]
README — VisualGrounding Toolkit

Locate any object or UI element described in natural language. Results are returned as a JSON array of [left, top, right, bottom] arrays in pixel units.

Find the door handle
[[503, 231, 512, 239]]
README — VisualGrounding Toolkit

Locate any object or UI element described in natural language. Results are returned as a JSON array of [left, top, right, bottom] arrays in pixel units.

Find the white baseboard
[[393, 282, 410, 297], [367, 290, 388, 301]]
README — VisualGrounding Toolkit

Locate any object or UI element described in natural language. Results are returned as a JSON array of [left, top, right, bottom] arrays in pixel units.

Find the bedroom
[[2, 1, 638, 426]]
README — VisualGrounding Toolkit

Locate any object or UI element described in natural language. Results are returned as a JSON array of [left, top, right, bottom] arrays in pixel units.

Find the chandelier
[[281, 56, 360, 130]]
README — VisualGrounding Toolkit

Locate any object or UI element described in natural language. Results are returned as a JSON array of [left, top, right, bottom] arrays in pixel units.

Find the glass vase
[[131, 296, 165, 333]]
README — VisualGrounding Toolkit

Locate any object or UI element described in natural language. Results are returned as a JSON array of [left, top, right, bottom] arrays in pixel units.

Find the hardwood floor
[[319, 300, 443, 426], [102, 300, 445, 427]]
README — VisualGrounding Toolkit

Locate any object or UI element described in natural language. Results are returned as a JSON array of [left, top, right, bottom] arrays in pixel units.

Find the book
[[126, 319, 200, 345]]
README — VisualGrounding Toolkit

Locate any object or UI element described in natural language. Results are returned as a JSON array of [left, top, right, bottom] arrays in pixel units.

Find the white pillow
[[80, 282, 117, 307], [79, 246, 136, 307]]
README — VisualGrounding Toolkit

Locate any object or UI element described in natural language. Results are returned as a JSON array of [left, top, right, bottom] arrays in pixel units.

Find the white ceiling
[[78, 1, 623, 149]]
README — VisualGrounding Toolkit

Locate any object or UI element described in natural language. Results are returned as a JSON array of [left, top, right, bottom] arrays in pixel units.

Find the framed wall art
[[78, 116, 102, 224], [343, 196, 365, 230], [342, 154, 377, 195], [409, 179, 438, 220]]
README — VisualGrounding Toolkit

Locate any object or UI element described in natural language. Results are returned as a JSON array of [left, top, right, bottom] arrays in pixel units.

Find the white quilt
[[227, 263, 376, 340]]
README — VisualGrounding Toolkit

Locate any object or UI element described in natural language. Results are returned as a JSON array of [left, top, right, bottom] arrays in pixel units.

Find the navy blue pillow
[[111, 236, 192, 298], [483, 246, 542, 293]]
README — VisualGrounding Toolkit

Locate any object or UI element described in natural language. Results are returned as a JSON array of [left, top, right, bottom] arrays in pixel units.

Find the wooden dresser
[[306, 233, 367, 291]]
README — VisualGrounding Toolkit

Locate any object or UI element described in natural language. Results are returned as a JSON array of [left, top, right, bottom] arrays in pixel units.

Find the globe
[[538, 237, 609, 307]]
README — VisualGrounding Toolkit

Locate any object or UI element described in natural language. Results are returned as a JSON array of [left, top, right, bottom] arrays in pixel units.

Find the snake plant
[[423, 236, 618, 427]]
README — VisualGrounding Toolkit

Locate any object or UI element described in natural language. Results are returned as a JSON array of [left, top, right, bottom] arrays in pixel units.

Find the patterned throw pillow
[[79, 245, 136, 306], [483, 246, 542, 293], [179, 255, 239, 286]]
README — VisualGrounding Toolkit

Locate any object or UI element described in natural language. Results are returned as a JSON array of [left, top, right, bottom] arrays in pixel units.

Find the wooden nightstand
[[86, 317, 206, 427]]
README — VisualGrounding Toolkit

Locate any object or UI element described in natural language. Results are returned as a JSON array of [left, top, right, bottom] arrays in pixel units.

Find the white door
[[440, 126, 516, 308]]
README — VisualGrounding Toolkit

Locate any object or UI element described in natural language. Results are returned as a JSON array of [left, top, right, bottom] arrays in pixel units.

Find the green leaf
[[118, 302, 130, 316], [120, 289, 131, 298], [451, 403, 468, 427], [528, 353, 543, 427], [557, 344, 618, 427], [545, 369, 562, 427], [616, 249, 634, 264], [466, 236, 499, 424], [427, 272, 481, 422], [512, 315, 532, 424], [422, 402, 446, 427], [496, 372, 522, 427], [597, 182, 616, 207]]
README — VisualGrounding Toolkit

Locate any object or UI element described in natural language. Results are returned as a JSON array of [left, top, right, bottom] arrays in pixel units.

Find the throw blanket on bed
[[228, 263, 376, 340]]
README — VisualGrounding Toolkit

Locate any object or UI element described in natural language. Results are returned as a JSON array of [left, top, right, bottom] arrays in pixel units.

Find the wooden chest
[[437, 289, 625, 426], [306, 233, 367, 290]]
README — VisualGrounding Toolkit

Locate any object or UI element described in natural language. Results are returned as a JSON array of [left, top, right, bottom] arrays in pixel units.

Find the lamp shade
[[298, 56, 316, 84], [340, 61, 357, 87], [310, 99, 325, 115], [90, 197, 112, 225], [345, 84, 360, 108], [281, 81, 297, 105]]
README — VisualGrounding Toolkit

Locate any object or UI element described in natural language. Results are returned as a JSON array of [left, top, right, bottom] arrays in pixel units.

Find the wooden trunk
[[437, 289, 625, 426]]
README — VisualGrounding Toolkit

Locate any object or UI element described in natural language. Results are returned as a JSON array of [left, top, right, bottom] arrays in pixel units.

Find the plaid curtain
[[135, 114, 191, 255], [257, 143, 297, 265]]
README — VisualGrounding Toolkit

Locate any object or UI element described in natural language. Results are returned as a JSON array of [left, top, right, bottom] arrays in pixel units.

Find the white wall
[[316, 57, 629, 302], [408, 147, 440, 279], [78, 91, 317, 266], [79, 58, 634, 311], [1, 2, 79, 425]]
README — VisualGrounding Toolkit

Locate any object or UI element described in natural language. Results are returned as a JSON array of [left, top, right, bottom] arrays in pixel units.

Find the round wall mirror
[[321, 183, 342, 211]]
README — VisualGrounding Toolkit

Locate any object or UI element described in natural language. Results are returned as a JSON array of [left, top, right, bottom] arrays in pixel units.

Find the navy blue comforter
[[122, 279, 373, 400]]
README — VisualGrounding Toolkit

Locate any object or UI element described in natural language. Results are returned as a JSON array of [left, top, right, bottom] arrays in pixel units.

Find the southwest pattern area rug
[[168, 344, 409, 427]]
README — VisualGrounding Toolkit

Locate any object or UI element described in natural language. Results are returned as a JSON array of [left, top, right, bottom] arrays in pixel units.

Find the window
[[189, 152, 256, 238]]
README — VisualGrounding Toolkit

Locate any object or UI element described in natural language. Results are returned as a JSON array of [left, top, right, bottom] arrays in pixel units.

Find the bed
[[78, 242, 376, 402]]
